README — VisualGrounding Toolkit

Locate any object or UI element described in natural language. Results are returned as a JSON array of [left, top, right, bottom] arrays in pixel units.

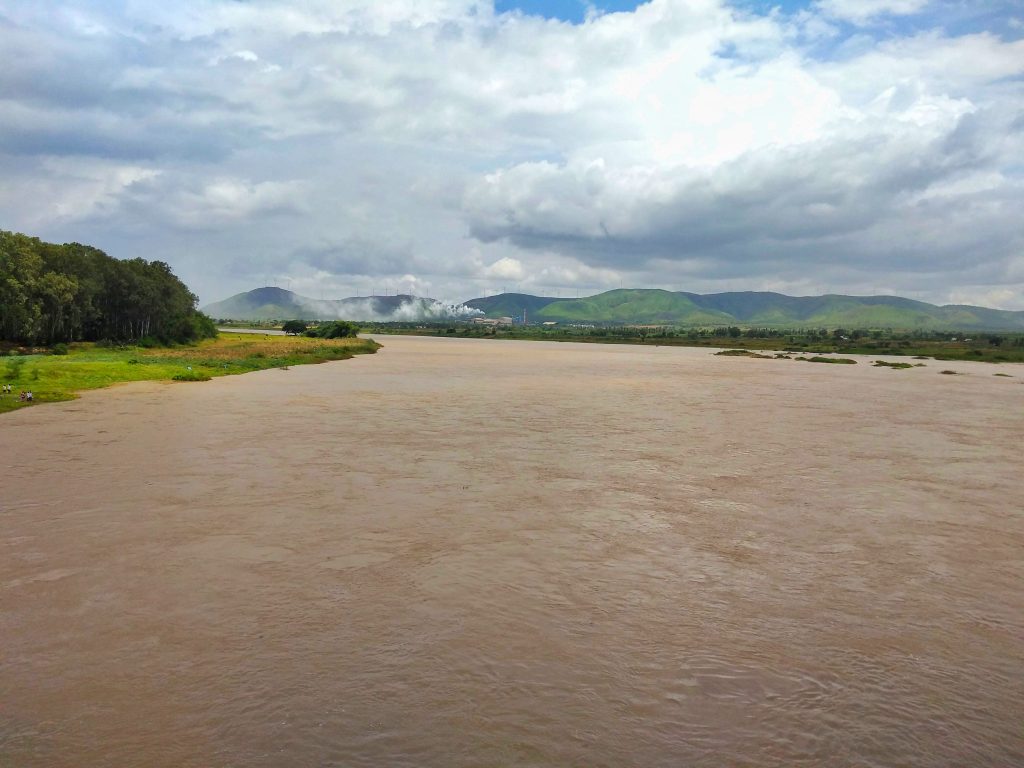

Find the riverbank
[[0, 331, 379, 414]]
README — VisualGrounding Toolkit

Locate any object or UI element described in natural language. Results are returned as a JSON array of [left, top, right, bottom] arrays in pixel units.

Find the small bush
[[96, 339, 132, 350], [940, 370, 959, 375], [138, 336, 159, 348], [5, 357, 26, 379], [172, 371, 212, 382], [50, 343, 69, 355], [306, 321, 359, 339]]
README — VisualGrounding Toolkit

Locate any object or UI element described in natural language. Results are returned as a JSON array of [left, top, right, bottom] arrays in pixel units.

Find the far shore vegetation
[[0, 332, 379, 414], [358, 322, 1024, 364]]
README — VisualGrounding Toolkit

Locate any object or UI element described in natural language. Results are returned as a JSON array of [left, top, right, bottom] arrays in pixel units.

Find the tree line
[[282, 320, 360, 338], [1, 230, 216, 345]]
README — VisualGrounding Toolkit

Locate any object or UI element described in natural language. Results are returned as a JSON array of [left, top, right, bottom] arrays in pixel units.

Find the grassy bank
[[0, 332, 380, 414]]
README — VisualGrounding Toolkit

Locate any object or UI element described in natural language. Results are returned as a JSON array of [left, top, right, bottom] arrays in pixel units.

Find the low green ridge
[[463, 289, 1024, 331]]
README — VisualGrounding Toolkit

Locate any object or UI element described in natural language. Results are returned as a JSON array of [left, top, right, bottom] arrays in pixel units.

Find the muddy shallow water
[[2, 336, 1022, 767]]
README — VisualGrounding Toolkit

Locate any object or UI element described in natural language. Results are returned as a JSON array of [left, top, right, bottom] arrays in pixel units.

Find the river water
[[2, 336, 1022, 767]]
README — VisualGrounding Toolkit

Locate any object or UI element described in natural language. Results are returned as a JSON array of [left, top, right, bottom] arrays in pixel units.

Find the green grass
[[172, 371, 213, 381], [873, 360, 915, 369], [0, 333, 379, 414]]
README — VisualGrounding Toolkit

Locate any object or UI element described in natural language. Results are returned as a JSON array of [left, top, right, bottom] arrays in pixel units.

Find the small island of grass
[[873, 360, 916, 369], [799, 356, 857, 364], [715, 349, 773, 358]]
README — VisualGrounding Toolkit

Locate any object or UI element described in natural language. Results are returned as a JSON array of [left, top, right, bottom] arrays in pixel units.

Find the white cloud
[[0, 0, 1021, 309], [121, 177, 307, 230], [0, 157, 159, 228], [946, 288, 1019, 310], [483, 256, 526, 281], [208, 49, 260, 65]]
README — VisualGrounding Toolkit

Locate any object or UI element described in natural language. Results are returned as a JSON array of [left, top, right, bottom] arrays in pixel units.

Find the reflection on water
[[2, 337, 1022, 766]]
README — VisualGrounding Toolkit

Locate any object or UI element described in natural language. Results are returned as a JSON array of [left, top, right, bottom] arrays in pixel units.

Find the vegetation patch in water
[[715, 349, 773, 358], [805, 356, 857, 364]]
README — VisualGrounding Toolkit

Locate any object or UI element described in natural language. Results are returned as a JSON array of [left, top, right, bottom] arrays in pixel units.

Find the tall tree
[[0, 230, 216, 345]]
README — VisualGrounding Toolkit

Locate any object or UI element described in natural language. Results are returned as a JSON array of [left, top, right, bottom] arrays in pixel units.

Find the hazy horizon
[[205, 283, 1024, 311]]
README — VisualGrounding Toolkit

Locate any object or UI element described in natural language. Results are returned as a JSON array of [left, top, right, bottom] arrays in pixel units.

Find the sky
[[1, 0, 1023, 309]]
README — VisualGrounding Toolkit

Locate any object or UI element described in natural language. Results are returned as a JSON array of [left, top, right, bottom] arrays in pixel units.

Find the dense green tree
[[282, 320, 308, 335], [0, 230, 216, 345], [305, 320, 359, 339]]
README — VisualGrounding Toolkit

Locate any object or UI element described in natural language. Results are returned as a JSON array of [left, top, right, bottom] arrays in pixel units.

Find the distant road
[[217, 327, 286, 336]]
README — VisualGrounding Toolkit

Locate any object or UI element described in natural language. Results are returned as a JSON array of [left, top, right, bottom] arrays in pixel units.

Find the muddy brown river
[[2, 336, 1022, 767]]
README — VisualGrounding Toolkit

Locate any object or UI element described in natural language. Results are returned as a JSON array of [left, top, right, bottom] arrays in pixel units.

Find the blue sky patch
[[498, 0, 1024, 40], [494, 0, 648, 23]]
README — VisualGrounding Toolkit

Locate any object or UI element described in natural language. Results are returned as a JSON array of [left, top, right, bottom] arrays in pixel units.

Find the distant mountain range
[[203, 286, 1024, 330], [466, 289, 1024, 330]]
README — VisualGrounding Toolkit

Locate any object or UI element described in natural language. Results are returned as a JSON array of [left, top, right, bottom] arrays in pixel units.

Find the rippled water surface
[[2, 336, 1022, 766]]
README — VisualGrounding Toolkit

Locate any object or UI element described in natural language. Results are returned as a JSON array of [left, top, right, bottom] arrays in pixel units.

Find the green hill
[[462, 293, 562, 319], [206, 286, 1024, 330], [465, 289, 1024, 331], [203, 287, 310, 320], [531, 289, 734, 324]]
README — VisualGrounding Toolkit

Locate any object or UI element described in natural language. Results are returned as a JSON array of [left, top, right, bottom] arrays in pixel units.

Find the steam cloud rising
[[306, 296, 483, 323]]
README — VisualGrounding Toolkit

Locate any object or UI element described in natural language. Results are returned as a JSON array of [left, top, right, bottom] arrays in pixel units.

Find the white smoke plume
[[302, 296, 483, 322], [386, 299, 483, 322]]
